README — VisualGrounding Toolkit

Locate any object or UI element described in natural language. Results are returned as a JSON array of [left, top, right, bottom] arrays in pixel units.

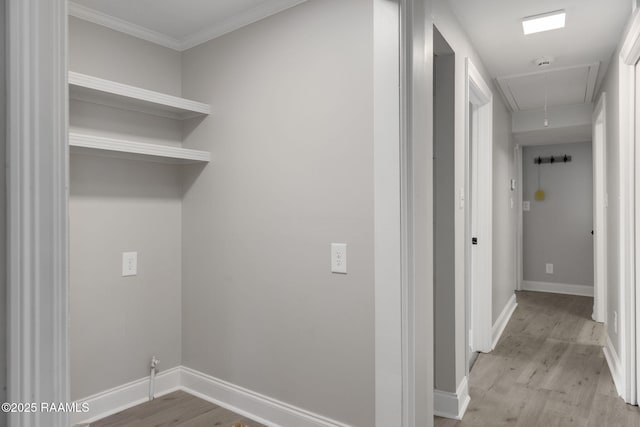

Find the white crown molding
[[68, 2, 182, 51], [178, 0, 308, 51], [68, 0, 309, 52]]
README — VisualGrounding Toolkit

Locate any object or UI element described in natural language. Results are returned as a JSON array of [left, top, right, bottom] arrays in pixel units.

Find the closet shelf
[[69, 132, 211, 164], [69, 72, 211, 119]]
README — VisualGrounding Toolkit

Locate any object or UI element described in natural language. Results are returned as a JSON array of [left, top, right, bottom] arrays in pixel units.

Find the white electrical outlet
[[122, 252, 138, 277], [331, 243, 347, 274], [614, 311, 618, 334], [545, 263, 553, 274], [523, 201, 530, 211]]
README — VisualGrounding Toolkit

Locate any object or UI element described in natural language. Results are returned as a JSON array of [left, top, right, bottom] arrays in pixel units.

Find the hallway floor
[[435, 291, 640, 427]]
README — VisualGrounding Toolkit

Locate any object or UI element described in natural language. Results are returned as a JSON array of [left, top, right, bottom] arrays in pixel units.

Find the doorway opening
[[433, 26, 456, 396]]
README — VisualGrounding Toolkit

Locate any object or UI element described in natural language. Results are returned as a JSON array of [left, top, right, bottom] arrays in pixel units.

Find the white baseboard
[[603, 334, 624, 398], [71, 366, 181, 425], [74, 366, 351, 427], [492, 294, 517, 350], [434, 376, 470, 420], [521, 280, 594, 297]]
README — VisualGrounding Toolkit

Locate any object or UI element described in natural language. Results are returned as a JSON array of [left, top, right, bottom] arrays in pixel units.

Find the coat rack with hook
[[533, 155, 572, 165]]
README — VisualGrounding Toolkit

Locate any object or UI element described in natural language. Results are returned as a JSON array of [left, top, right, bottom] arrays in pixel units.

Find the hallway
[[436, 292, 640, 427]]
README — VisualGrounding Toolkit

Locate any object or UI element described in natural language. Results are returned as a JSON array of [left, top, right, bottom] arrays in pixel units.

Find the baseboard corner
[[434, 376, 470, 420]]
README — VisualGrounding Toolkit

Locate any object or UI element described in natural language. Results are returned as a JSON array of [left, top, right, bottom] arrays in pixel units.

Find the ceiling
[[69, 0, 308, 51], [450, 0, 631, 111]]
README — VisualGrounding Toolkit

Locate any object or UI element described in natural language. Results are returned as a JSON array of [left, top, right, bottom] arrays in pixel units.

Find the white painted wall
[[433, 0, 516, 393], [522, 142, 594, 287], [597, 48, 622, 356], [180, 1, 374, 425], [68, 19, 184, 400]]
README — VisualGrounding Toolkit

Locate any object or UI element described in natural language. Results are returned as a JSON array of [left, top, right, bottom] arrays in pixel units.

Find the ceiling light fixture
[[522, 10, 566, 35]]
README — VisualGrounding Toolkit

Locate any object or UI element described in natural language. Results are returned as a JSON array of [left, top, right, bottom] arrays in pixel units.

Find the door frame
[[592, 93, 608, 324], [7, 0, 435, 427], [465, 58, 493, 353], [6, 0, 70, 426], [619, 7, 640, 405]]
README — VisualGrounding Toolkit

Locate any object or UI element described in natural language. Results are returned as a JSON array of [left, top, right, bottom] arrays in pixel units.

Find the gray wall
[[433, 0, 516, 392], [433, 32, 456, 392], [69, 19, 184, 399], [180, 1, 374, 425], [69, 17, 182, 96], [0, 0, 6, 423], [523, 142, 594, 287], [597, 50, 621, 355]]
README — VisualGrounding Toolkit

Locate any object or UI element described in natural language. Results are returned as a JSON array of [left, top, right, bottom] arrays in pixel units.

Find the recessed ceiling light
[[522, 10, 566, 35]]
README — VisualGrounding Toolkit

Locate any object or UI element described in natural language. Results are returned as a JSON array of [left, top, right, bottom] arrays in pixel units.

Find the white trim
[[69, 132, 211, 164], [433, 377, 470, 420], [7, 0, 70, 425], [68, 71, 211, 119], [400, 1, 434, 425], [604, 334, 625, 398], [621, 10, 640, 65], [521, 281, 595, 297], [178, 0, 309, 51], [466, 58, 494, 354], [619, 9, 640, 405], [73, 367, 351, 427], [592, 92, 608, 323], [491, 294, 518, 350], [181, 367, 350, 427], [374, 1, 403, 425], [68, 2, 182, 50], [68, 1, 309, 52], [70, 367, 182, 425]]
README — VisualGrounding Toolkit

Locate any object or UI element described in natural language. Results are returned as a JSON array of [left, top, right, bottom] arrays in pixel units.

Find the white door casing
[[592, 93, 608, 324], [619, 7, 640, 405], [466, 58, 494, 354], [7, 0, 70, 426]]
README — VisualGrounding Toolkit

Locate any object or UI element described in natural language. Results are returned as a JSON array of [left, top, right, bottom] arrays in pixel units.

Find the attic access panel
[[496, 62, 600, 112]]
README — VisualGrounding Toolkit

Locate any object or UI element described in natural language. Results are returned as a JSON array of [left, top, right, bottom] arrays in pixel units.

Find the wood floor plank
[[435, 291, 640, 427], [87, 390, 261, 427]]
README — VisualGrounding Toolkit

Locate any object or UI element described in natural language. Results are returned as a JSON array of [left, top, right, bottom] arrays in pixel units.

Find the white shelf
[[69, 132, 211, 164], [69, 72, 211, 119]]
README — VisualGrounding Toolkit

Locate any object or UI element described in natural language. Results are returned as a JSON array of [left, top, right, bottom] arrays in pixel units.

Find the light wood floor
[[86, 390, 265, 427], [435, 291, 640, 427]]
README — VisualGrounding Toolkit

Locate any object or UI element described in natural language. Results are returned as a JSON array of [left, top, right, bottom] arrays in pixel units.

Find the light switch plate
[[523, 201, 531, 211], [331, 243, 347, 274], [122, 252, 138, 277]]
